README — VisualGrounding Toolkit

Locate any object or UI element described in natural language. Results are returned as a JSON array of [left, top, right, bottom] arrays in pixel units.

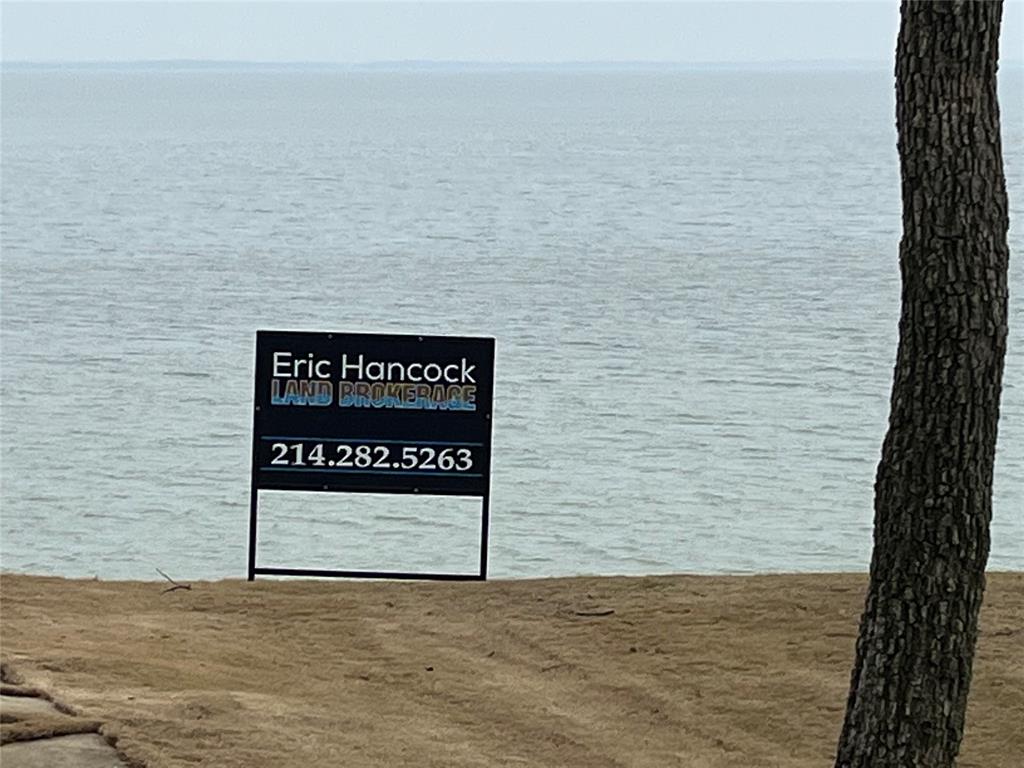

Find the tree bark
[[835, 2, 1009, 766]]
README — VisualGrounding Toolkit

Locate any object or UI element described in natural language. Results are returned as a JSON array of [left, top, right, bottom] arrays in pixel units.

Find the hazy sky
[[2, 1, 1022, 65]]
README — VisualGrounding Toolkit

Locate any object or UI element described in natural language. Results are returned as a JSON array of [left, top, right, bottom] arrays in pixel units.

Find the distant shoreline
[[1, 59, 904, 73], [5, 60, 1021, 76]]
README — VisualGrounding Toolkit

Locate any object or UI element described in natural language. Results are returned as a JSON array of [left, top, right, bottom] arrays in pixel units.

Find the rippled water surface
[[2, 68, 1022, 578]]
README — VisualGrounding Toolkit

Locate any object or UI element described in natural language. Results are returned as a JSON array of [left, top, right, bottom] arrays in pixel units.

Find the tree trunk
[[834, 2, 1009, 766]]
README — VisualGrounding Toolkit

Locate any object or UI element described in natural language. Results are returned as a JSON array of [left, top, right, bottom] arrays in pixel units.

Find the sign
[[247, 330, 495, 581]]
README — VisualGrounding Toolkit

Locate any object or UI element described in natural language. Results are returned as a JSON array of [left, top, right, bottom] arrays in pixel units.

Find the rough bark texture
[[834, 2, 1009, 767]]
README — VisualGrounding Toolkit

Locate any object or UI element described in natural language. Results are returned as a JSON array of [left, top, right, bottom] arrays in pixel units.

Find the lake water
[[2, 67, 1022, 579]]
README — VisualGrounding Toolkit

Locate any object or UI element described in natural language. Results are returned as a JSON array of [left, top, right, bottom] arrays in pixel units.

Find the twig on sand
[[156, 568, 192, 594], [573, 609, 615, 617]]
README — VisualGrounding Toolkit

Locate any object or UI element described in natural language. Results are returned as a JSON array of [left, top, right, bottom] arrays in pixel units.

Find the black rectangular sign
[[247, 330, 495, 581]]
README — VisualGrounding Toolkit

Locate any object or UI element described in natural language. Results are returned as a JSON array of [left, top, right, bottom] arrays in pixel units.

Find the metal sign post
[[247, 330, 495, 581]]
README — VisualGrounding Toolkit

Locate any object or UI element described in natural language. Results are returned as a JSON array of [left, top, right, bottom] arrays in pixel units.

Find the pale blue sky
[[2, 1, 1022, 65]]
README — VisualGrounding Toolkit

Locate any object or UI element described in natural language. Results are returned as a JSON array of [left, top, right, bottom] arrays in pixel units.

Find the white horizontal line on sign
[[261, 436, 483, 447]]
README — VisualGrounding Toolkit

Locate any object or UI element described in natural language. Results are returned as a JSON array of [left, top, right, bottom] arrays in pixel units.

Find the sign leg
[[247, 487, 259, 581], [479, 493, 490, 580]]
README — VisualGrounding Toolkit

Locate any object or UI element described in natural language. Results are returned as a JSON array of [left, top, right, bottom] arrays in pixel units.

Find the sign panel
[[247, 330, 495, 581]]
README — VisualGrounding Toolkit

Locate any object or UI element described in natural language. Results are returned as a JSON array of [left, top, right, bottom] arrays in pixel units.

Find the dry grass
[[0, 572, 1021, 767]]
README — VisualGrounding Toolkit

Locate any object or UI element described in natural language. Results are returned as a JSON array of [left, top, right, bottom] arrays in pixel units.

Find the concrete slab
[[0, 695, 65, 720], [0, 733, 127, 768]]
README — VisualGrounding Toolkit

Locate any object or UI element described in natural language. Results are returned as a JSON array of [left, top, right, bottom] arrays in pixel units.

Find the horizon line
[[3, 57, 896, 66], [6, 58, 1022, 70], [5, 58, 1021, 72]]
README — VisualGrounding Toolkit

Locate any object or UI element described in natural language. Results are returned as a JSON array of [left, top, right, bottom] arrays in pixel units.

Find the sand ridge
[[0, 572, 1021, 767]]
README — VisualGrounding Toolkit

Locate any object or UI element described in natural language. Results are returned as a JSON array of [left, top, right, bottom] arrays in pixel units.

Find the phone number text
[[263, 441, 477, 472]]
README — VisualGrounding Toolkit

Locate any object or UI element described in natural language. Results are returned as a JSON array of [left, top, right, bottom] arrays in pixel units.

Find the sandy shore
[[1, 572, 1021, 767]]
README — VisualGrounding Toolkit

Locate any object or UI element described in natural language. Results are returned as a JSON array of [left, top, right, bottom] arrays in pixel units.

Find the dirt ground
[[1, 572, 1021, 767]]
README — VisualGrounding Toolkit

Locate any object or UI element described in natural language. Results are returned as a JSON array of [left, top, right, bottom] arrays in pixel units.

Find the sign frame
[[246, 330, 495, 581]]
